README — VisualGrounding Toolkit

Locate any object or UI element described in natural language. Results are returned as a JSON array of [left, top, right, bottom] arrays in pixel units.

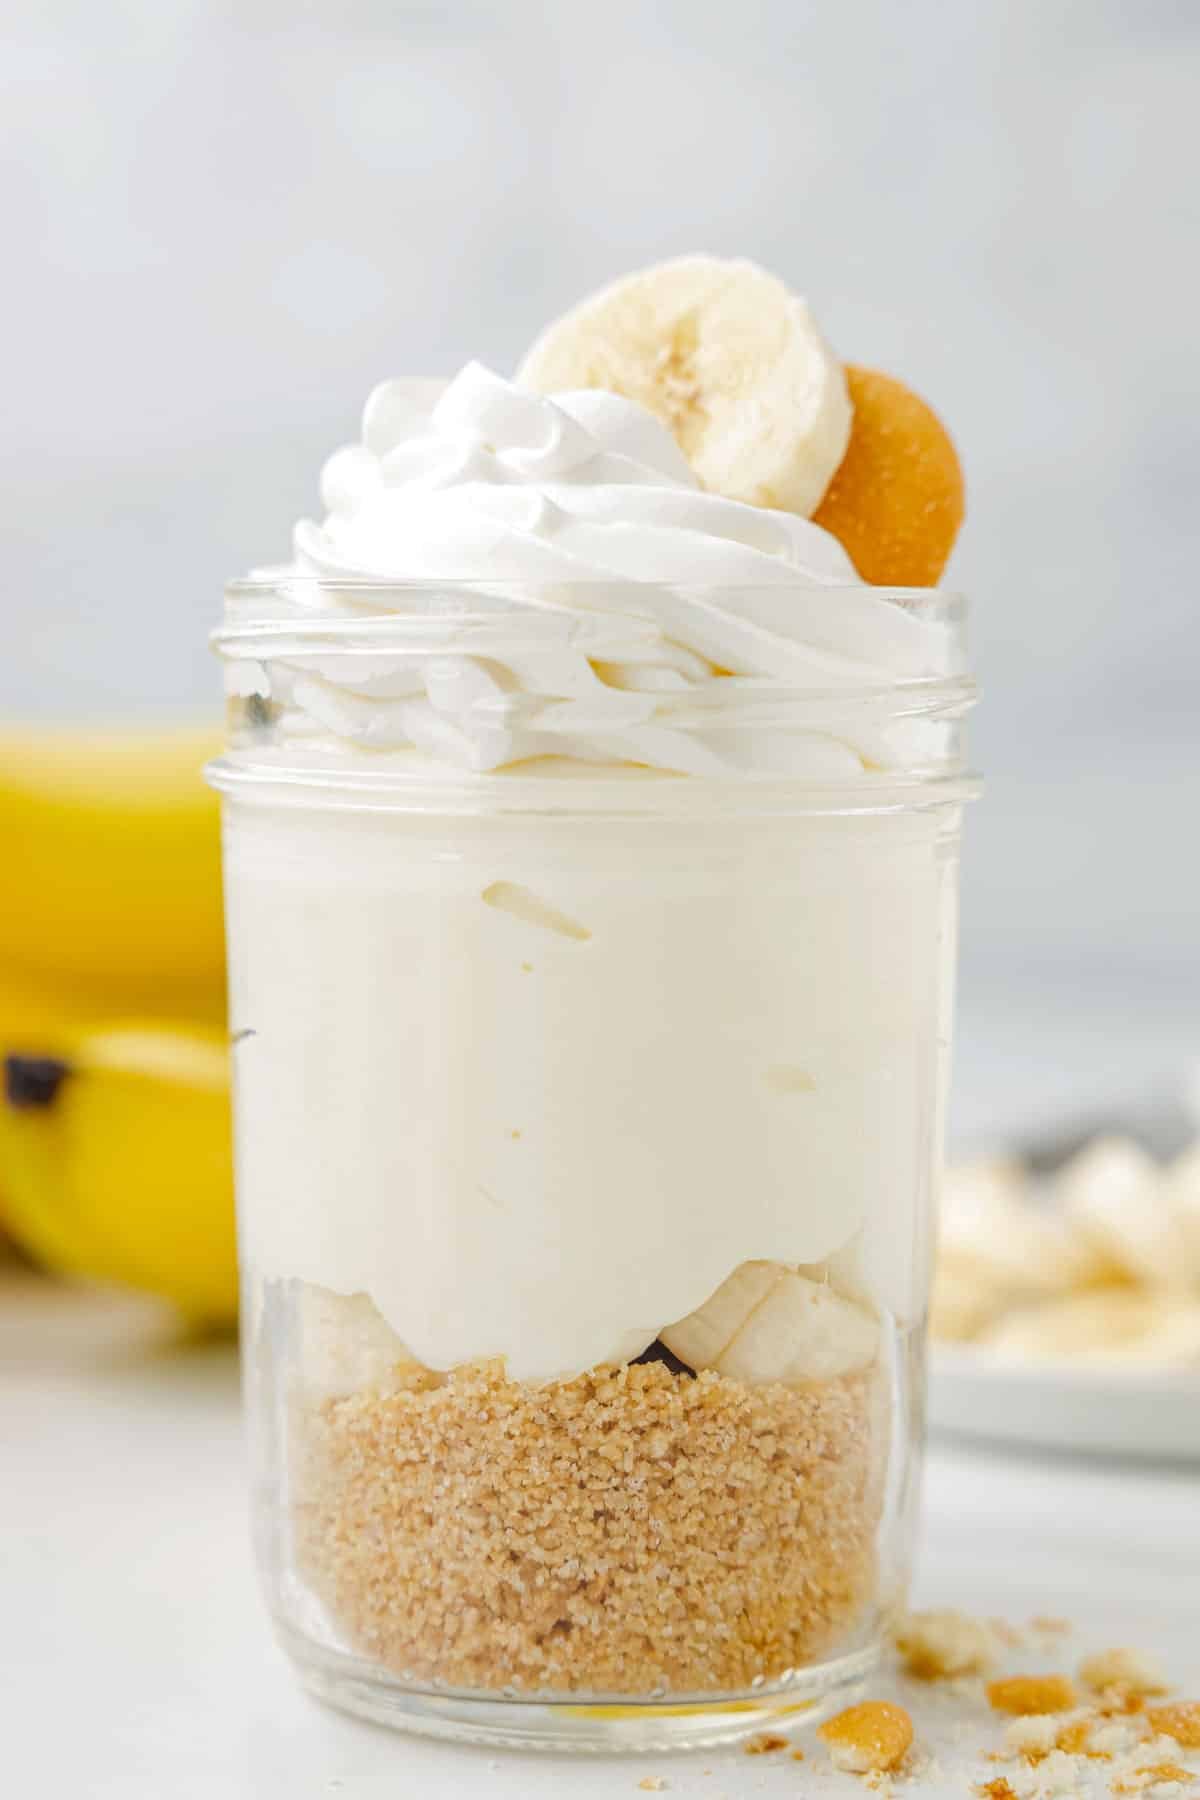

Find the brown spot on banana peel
[[4, 1055, 73, 1110]]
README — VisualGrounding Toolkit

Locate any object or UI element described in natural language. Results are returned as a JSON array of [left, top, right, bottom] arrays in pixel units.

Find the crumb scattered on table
[[896, 1609, 999, 1680], [1080, 1651, 1170, 1701], [1112, 1764, 1195, 1795], [1005, 1713, 1067, 1759], [1056, 1717, 1116, 1759], [744, 1731, 789, 1754], [1146, 1707, 1200, 1751], [989, 1677, 1080, 1717], [1087, 1721, 1145, 1757], [819, 1700, 914, 1773]]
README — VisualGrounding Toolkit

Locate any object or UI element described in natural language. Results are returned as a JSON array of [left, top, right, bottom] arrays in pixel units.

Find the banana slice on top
[[517, 255, 852, 517]]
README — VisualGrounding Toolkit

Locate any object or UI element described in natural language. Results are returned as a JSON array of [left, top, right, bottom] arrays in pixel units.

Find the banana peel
[[0, 1021, 237, 1325], [0, 958, 226, 1064], [0, 723, 226, 1017]]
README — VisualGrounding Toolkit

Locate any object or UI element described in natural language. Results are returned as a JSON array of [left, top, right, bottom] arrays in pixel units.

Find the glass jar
[[208, 579, 977, 1751]]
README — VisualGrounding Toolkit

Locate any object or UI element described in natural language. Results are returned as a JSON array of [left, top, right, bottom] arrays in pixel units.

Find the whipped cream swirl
[[243, 363, 954, 776]]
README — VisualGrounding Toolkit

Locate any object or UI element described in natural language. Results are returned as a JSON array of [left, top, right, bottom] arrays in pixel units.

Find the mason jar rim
[[210, 576, 978, 815], [205, 751, 982, 818]]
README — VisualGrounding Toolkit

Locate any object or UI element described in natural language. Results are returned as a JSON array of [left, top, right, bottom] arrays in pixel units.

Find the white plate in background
[[929, 1346, 1200, 1462]]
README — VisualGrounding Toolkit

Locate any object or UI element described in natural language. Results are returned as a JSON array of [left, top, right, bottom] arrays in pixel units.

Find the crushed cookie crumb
[[819, 1701, 913, 1773], [792, 1747, 806, 1761], [293, 1357, 879, 1694], [744, 1732, 789, 1754], [1005, 1714, 1063, 1759], [1081, 1652, 1170, 1701], [980, 1781, 1019, 1800], [1009, 1747, 1093, 1796], [1100, 1692, 1150, 1719], [1112, 1764, 1194, 1795], [896, 1609, 998, 1679], [1147, 1706, 1200, 1750], [1054, 1719, 1092, 1756], [637, 1780, 667, 1793], [1088, 1721, 1147, 1757], [1056, 1717, 1120, 1759], [988, 1677, 1080, 1717]]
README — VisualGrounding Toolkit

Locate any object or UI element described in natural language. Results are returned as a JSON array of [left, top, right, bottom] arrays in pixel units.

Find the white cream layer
[[226, 799, 953, 1382]]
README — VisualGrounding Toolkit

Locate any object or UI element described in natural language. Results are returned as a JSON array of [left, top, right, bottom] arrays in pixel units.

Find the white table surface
[[5, 1269, 1199, 1800]]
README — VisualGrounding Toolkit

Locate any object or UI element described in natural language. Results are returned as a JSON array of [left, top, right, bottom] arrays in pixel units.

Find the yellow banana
[[0, 723, 226, 1016], [0, 1021, 237, 1324]]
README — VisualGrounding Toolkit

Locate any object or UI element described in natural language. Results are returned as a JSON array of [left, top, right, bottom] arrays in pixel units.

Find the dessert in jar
[[207, 256, 977, 1750]]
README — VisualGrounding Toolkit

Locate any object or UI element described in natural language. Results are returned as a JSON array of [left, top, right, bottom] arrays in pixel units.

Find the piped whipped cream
[[241, 363, 953, 777]]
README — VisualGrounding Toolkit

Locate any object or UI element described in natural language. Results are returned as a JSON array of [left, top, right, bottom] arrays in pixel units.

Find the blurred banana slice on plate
[[930, 1134, 1200, 1460]]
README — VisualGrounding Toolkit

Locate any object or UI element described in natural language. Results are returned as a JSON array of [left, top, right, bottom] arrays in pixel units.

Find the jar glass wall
[[209, 581, 977, 1751]]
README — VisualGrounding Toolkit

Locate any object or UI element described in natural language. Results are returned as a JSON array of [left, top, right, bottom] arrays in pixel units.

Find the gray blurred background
[[5, 0, 1197, 1143]]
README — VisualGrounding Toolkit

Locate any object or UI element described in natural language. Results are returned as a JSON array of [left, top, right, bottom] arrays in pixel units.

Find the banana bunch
[[0, 724, 237, 1323], [1, 1024, 236, 1322], [0, 724, 226, 1025]]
